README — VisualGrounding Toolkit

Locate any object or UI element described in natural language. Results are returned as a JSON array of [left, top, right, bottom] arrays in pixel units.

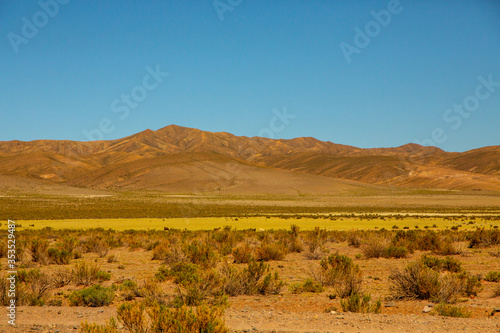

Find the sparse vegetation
[[69, 285, 115, 307], [340, 292, 381, 314], [432, 303, 471, 318]]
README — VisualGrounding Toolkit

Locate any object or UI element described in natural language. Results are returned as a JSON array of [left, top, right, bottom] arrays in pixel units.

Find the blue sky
[[1, 0, 499, 152]]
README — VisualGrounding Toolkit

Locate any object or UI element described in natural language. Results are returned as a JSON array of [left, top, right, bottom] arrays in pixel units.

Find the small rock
[[423, 305, 433, 313], [330, 310, 337, 314], [335, 315, 345, 319], [493, 307, 500, 312], [384, 302, 397, 308]]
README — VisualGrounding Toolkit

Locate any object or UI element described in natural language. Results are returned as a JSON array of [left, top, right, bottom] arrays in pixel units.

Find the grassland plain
[[1, 226, 500, 332], [5, 215, 500, 231], [1, 191, 500, 221]]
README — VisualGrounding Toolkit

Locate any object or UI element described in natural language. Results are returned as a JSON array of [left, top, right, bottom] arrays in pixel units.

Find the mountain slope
[[0, 125, 498, 193]]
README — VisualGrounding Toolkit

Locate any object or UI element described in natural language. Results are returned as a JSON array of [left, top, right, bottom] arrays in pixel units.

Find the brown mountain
[[0, 124, 499, 194]]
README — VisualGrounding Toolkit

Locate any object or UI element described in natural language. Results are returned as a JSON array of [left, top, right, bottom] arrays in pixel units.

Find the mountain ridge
[[0, 124, 499, 193]]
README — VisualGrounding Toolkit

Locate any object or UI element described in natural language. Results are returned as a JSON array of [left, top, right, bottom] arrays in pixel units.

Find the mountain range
[[0, 124, 499, 194]]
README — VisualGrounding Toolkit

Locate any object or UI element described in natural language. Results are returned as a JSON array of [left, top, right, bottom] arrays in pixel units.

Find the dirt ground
[[2, 238, 500, 332]]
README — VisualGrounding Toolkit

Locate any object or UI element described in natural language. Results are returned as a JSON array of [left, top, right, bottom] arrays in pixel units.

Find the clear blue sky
[[1, 0, 499, 152]]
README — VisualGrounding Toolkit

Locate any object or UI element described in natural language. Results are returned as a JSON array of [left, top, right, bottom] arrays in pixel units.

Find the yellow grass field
[[7, 214, 500, 231]]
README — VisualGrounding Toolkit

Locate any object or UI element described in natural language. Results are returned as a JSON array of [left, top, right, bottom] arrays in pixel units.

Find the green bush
[[290, 278, 324, 294], [47, 248, 72, 265], [232, 243, 254, 264], [484, 271, 500, 282], [255, 242, 287, 261], [421, 255, 463, 273], [117, 302, 228, 333], [319, 253, 362, 298], [389, 260, 480, 303], [433, 303, 471, 318], [383, 245, 408, 259], [73, 262, 111, 286], [69, 285, 115, 307], [80, 318, 119, 333], [340, 292, 381, 313]]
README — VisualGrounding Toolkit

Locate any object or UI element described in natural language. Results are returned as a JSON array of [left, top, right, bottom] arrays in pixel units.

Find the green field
[[7, 214, 500, 231]]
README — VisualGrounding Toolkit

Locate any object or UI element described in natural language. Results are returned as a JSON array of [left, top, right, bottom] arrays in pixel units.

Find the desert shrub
[[457, 272, 482, 297], [136, 279, 167, 306], [340, 292, 381, 313], [232, 243, 254, 264], [346, 231, 363, 248], [389, 259, 479, 303], [180, 270, 227, 307], [47, 247, 72, 265], [305, 227, 328, 256], [81, 236, 110, 257], [290, 278, 324, 294], [318, 253, 362, 298], [117, 302, 148, 333], [468, 228, 500, 248], [152, 242, 187, 264], [212, 227, 238, 256], [361, 237, 387, 258], [492, 285, 500, 298], [151, 304, 228, 333], [287, 224, 304, 253], [361, 235, 407, 259], [161, 263, 226, 307], [484, 271, 500, 282], [416, 231, 441, 252], [52, 267, 73, 287], [384, 245, 408, 258], [389, 261, 441, 301], [107, 254, 118, 263], [185, 240, 218, 268], [29, 238, 49, 264], [60, 237, 77, 254], [161, 262, 201, 285], [255, 242, 287, 261], [433, 303, 471, 318], [219, 260, 283, 296], [73, 262, 110, 286], [17, 268, 51, 306], [435, 241, 462, 255], [118, 302, 229, 333], [69, 285, 115, 307], [421, 255, 463, 273], [80, 318, 119, 333], [0, 274, 14, 305], [391, 230, 417, 252], [259, 272, 285, 295]]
